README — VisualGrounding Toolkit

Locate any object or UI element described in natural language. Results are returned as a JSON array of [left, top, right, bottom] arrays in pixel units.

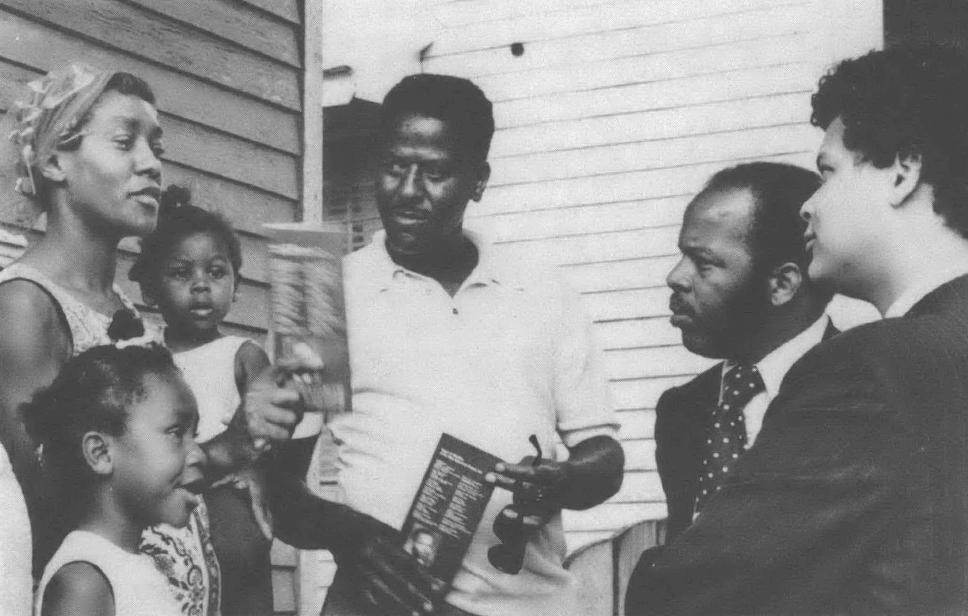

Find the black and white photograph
[[0, 1, 966, 615]]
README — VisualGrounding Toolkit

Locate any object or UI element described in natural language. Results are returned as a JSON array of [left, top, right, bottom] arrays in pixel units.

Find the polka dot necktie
[[695, 364, 765, 512]]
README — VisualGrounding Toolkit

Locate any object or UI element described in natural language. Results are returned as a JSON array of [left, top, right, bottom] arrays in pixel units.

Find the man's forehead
[[681, 189, 755, 244], [687, 188, 755, 224], [817, 116, 854, 160]]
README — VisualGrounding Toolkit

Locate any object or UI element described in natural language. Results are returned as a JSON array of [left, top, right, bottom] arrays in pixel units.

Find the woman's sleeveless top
[[0, 262, 221, 616], [0, 262, 141, 353]]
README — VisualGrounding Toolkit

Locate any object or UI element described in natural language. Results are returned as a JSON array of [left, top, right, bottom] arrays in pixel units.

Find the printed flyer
[[401, 433, 502, 587]]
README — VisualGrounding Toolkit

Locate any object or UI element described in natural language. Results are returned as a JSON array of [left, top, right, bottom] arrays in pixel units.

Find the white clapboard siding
[[489, 123, 818, 187], [474, 34, 817, 103], [417, 0, 859, 566], [491, 225, 679, 268], [612, 376, 700, 413], [423, 0, 878, 572], [612, 470, 666, 503], [605, 345, 713, 380], [480, 151, 814, 218], [617, 409, 656, 440], [467, 196, 690, 238], [491, 93, 814, 158], [427, 0, 799, 57], [493, 61, 818, 130], [595, 314, 682, 350], [564, 257, 681, 296], [433, 0, 634, 29], [428, 2, 812, 79], [623, 438, 657, 471]]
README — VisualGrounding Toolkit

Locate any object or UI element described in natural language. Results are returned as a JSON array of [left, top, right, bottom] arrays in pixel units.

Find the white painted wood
[[581, 287, 665, 321], [490, 93, 813, 158], [475, 34, 817, 103], [616, 409, 656, 440], [489, 123, 819, 187], [432, 0, 629, 29], [594, 314, 682, 350], [610, 470, 666, 503], [493, 62, 818, 130], [467, 196, 690, 238], [817, 0, 884, 67], [303, 0, 324, 225], [604, 345, 713, 380], [429, 0, 795, 57], [427, 3, 812, 79], [611, 375, 703, 411], [480, 151, 810, 218], [491, 226, 679, 267], [622, 438, 657, 471]]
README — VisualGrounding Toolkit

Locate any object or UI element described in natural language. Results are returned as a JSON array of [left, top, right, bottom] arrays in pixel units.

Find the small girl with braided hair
[[27, 344, 204, 616]]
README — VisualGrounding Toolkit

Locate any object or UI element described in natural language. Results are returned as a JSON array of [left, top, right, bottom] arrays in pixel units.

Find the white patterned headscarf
[[0, 63, 115, 224]]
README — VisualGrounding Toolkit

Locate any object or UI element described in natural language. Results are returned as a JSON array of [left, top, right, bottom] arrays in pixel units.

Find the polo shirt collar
[[367, 228, 509, 292]]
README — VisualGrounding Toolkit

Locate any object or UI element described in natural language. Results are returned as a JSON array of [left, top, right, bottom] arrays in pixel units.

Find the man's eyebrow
[[174, 404, 198, 424], [679, 243, 716, 258]]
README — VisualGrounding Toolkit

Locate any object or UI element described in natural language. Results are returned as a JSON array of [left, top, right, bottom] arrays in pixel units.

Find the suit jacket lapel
[[681, 367, 723, 523]]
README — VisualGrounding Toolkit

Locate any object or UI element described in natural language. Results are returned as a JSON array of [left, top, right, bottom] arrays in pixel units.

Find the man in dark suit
[[627, 44, 968, 616], [659, 162, 835, 542]]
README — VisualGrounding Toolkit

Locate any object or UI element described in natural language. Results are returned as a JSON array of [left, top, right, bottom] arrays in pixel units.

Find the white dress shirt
[[721, 313, 831, 446]]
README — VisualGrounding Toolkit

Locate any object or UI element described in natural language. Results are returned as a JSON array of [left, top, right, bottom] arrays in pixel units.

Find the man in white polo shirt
[[323, 74, 623, 616]]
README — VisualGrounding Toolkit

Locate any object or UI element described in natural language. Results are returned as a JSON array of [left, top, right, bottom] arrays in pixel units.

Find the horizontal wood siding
[[424, 0, 835, 553], [0, 0, 302, 342], [0, 2, 305, 613]]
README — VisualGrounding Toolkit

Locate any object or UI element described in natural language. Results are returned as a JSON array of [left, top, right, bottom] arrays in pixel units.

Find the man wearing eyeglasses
[[274, 74, 624, 616]]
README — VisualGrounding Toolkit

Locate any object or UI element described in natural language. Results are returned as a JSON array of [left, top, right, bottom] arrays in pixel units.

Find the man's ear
[[471, 162, 490, 202], [38, 153, 66, 184], [768, 262, 803, 307], [82, 431, 114, 476], [889, 152, 923, 208]]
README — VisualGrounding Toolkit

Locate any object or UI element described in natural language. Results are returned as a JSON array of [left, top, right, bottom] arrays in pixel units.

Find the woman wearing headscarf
[[0, 62, 237, 616], [0, 62, 308, 616], [0, 63, 166, 615]]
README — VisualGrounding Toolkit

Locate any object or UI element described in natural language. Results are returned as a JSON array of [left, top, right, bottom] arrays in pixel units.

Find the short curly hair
[[23, 344, 181, 493], [130, 185, 243, 300], [380, 73, 494, 164], [811, 44, 968, 238]]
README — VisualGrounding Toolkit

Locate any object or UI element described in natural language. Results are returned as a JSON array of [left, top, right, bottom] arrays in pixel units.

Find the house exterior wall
[[0, 1, 310, 613], [420, 0, 883, 552], [301, 4, 883, 612], [0, 0, 304, 341]]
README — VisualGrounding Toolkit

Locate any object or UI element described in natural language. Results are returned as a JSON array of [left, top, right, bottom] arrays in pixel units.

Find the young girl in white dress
[[130, 186, 277, 616], [27, 344, 205, 616]]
